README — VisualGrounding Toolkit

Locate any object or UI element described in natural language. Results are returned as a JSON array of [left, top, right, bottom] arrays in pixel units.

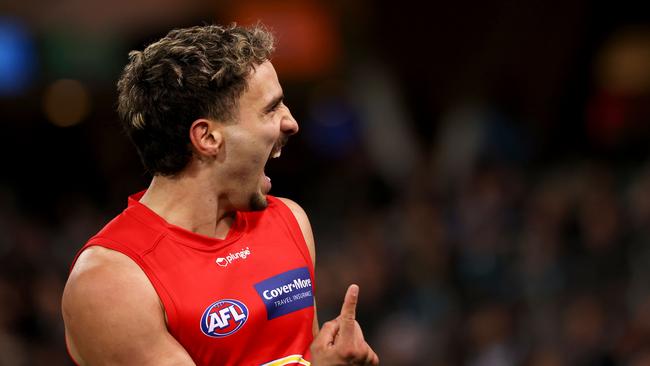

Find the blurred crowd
[[4, 126, 650, 366], [1, 1, 650, 365], [312, 157, 650, 366], [297, 104, 650, 365]]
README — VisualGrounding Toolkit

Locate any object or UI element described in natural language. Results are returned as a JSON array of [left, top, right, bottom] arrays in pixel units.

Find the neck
[[138, 171, 235, 239]]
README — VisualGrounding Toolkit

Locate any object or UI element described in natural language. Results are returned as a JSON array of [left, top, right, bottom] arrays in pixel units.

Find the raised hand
[[310, 285, 379, 365]]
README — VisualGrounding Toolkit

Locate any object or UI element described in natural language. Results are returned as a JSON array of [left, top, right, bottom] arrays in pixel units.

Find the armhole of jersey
[[270, 197, 316, 280], [70, 237, 180, 333]]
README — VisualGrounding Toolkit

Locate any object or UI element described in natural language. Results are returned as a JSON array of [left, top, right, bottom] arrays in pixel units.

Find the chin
[[248, 193, 269, 211]]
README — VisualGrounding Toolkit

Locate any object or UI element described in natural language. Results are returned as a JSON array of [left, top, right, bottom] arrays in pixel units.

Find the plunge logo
[[216, 247, 251, 268], [254, 267, 314, 320]]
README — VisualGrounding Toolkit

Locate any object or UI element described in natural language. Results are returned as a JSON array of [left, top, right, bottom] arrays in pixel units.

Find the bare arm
[[62, 246, 196, 366], [277, 197, 319, 336]]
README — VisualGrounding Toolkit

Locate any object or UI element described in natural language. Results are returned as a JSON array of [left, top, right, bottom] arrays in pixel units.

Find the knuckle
[[323, 320, 336, 327], [338, 346, 364, 361], [339, 349, 357, 361]]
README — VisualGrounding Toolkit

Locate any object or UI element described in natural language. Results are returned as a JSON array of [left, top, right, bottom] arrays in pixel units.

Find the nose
[[282, 109, 299, 136]]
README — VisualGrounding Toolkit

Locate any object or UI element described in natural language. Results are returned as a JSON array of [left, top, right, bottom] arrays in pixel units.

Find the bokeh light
[[0, 18, 36, 96], [42, 79, 91, 127]]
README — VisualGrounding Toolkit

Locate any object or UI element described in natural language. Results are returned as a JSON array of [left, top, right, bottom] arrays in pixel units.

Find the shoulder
[[275, 197, 316, 264], [64, 246, 156, 303], [62, 246, 182, 364], [275, 197, 308, 223], [65, 247, 144, 301]]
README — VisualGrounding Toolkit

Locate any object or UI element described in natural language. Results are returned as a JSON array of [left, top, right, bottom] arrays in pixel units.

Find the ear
[[189, 118, 223, 157]]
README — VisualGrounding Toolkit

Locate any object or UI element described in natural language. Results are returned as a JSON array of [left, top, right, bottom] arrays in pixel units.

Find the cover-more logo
[[254, 267, 314, 320], [216, 247, 251, 267], [200, 299, 249, 338]]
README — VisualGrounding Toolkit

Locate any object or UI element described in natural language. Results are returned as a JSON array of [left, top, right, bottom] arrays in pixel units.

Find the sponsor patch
[[254, 267, 314, 320], [200, 299, 248, 337], [216, 246, 251, 268]]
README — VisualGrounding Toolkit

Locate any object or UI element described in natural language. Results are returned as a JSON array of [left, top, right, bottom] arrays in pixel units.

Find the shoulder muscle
[[62, 246, 195, 366]]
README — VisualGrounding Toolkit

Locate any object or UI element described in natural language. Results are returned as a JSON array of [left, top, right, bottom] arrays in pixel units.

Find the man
[[61, 24, 379, 365]]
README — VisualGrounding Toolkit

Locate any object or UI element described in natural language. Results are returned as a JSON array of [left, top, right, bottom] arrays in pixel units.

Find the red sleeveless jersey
[[71, 192, 315, 365]]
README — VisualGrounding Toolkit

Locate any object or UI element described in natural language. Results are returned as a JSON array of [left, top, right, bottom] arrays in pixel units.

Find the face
[[219, 61, 299, 211]]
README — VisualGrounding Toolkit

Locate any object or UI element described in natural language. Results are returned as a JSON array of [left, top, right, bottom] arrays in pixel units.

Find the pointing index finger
[[340, 284, 359, 321]]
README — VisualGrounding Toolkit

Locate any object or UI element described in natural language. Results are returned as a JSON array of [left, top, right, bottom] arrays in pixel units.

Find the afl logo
[[200, 299, 249, 338]]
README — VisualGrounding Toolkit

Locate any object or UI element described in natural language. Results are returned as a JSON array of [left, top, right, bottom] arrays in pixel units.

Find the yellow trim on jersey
[[261, 354, 310, 366]]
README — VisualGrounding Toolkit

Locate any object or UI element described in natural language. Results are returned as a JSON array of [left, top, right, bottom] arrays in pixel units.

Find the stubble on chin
[[249, 193, 269, 211]]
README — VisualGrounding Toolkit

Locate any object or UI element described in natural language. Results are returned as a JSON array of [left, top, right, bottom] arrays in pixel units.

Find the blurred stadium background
[[1, 0, 650, 365]]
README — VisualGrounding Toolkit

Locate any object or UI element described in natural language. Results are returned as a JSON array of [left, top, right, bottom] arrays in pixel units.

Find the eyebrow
[[263, 94, 284, 113]]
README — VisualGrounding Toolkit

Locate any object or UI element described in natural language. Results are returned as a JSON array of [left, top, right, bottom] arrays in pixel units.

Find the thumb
[[312, 320, 340, 348]]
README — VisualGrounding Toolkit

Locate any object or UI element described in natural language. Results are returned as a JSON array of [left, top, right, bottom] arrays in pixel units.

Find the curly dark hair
[[116, 24, 275, 176]]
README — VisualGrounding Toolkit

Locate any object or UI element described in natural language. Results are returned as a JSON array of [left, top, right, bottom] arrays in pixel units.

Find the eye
[[265, 96, 285, 115], [268, 101, 283, 113]]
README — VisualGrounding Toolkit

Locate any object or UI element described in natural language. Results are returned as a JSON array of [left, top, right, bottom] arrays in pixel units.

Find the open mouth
[[262, 138, 288, 194], [270, 145, 282, 159], [268, 137, 288, 161]]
